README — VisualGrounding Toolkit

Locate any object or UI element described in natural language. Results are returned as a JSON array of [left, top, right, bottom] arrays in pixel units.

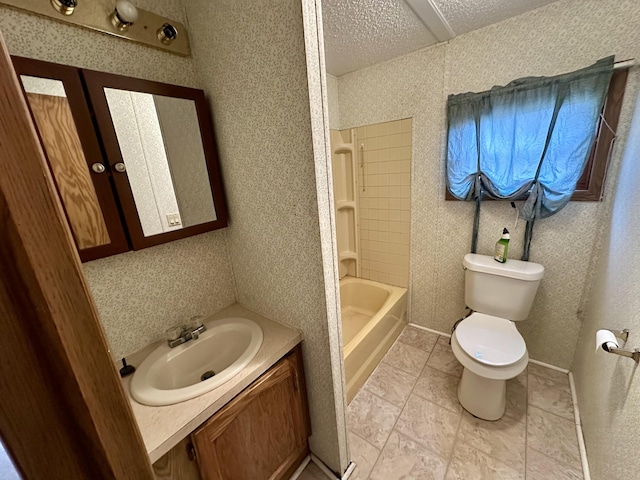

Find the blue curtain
[[446, 57, 614, 259]]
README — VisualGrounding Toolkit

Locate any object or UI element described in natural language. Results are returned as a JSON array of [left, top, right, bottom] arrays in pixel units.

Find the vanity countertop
[[119, 303, 303, 463]]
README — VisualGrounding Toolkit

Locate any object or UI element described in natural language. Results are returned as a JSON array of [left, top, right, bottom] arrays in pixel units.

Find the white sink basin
[[131, 317, 263, 406]]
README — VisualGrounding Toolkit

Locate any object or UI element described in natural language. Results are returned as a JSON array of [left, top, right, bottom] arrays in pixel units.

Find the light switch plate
[[167, 213, 182, 227]]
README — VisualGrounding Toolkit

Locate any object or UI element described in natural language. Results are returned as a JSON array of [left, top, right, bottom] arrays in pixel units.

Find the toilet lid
[[455, 313, 526, 366]]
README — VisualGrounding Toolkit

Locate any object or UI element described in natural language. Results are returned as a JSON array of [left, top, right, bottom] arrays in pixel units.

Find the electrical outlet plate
[[0, 0, 191, 56]]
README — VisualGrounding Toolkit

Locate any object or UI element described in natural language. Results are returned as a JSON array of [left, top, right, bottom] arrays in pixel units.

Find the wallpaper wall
[[327, 73, 340, 129], [572, 77, 640, 480], [336, 0, 640, 368], [185, 0, 346, 472], [0, 1, 238, 359]]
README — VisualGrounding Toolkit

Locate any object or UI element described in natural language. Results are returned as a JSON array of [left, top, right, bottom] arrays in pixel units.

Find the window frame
[[445, 68, 628, 202]]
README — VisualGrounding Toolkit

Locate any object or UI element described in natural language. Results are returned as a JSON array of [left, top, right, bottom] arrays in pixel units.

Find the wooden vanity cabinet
[[191, 345, 310, 480]]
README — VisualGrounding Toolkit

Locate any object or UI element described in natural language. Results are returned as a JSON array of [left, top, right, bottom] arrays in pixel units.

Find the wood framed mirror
[[12, 56, 130, 261], [83, 69, 228, 250], [12, 56, 228, 260]]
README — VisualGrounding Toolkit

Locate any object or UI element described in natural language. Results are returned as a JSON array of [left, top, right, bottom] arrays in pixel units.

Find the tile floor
[[300, 325, 583, 480]]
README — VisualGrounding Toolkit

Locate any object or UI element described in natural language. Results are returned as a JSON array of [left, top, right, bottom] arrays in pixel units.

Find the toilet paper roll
[[595, 329, 619, 352]]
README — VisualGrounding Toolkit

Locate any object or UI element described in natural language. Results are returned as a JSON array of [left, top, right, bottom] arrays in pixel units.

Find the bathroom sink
[[130, 317, 263, 406]]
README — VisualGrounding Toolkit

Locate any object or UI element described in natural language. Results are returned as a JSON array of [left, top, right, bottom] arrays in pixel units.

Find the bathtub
[[340, 276, 408, 403]]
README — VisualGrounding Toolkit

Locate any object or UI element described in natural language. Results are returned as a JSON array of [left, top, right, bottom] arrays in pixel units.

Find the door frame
[[0, 31, 155, 479]]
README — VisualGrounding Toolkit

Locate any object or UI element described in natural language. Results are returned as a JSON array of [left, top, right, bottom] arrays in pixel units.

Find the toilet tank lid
[[463, 253, 544, 281]]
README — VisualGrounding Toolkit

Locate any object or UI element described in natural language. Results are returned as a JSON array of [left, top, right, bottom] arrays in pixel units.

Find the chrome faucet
[[167, 316, 206, 348]]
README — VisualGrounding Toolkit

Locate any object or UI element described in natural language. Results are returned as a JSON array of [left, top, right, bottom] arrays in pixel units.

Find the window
[[445, 67, 628, 202], [573, 68, 628, 200], [445, 57, 618, 259]]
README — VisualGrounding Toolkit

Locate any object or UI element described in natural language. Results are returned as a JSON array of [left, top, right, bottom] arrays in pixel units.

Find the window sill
[[444, 190, 602, 202]]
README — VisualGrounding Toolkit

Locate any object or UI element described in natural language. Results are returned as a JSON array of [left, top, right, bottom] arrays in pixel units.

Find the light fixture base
[[2, 0, 191, 56], [157, 23, 178, 45], [111, 13, 131, 32], [50, 0, 77, 16]]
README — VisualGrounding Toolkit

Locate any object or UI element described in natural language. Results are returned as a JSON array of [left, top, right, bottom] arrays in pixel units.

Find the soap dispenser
[[494, 228, 510, 263]]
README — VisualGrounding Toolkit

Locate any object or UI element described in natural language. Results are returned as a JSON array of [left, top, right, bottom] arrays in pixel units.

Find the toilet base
[[457, 368, 506, 421]]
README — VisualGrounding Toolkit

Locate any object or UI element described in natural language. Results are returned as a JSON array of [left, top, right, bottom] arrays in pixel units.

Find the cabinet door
[[11, 56, 129, 262], [191, 346, 310, 480], [82, 69, 228, 251]]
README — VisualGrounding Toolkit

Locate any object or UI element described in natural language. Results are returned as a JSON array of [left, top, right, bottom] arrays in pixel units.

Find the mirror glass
[[20, 75, 112, 249], [104, 88, 217, 237]]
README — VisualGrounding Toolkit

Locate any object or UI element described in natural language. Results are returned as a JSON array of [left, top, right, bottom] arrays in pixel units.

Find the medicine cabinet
[[13, 56, 227, 262]]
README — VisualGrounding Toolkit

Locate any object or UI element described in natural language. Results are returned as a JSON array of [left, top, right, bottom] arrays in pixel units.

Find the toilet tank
[[463, 253, 544, 321]]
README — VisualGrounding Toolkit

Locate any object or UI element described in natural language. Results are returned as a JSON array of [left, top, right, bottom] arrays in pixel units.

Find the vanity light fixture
[[111, 0, 139, 31], [1, 0, 191, 55], [157, 23, 178, 45], [50, 0, 77, 16]]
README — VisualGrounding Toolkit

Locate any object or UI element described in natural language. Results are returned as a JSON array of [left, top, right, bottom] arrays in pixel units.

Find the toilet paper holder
[[602, 329, 640, 363]]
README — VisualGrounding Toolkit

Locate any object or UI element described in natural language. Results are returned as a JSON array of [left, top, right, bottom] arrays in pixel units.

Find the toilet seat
[[455, 313, 526, 366], [451, 313, 528, 381]]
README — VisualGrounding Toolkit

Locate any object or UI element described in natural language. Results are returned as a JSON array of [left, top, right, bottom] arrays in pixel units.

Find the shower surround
[[331, 118, 413, 401]]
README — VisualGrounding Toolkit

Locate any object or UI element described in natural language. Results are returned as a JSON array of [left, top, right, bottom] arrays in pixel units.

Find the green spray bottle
[[494, 228, 510, 263]]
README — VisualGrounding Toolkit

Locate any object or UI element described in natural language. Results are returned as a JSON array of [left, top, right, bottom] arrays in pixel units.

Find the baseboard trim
[[527, 358, 570, 374], [341, 461, 356, 479], [408, 324, 572, 374], [309, 454, 355, 480], [408, 323, 451, 337], [569, 372, 591, 480], [289, 455, 311, 480]]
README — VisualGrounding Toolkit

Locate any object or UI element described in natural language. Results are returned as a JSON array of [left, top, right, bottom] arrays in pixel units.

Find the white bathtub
[[340, 276, 407, 403]]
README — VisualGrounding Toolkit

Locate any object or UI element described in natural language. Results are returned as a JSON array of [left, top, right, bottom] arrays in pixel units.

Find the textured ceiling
[[322, 0, 560, 76], [322, 0, 438, 77], [432, 0, 559, 35]]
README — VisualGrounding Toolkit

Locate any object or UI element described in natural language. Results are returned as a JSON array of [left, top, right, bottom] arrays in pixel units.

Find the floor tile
[[382, 341, 430, 377], [504, 377, 527, 423], [397, 326, 439, 353], [445, 443, 524, 480], [457, 411, 526, 472], [527, 406, 582, 470], [369, 430, 447, 480], [365, 362, 418, 408], [299, 461, 329, 480], [347, 390, 402, 450], [528, 370, 574, 420], [528, 363, 568, 382], [426, 342, 463, 377], [395, 394, 461, 458], [511, 365, 528, 388], [412, 366, 461, 414], [526, 447, 584, 480], [348, 431, 380, 480], [344, 324, 585, 480]]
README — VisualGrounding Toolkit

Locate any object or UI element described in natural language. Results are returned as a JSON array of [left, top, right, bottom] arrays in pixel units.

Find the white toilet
[[451, 253, 544, 420]]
